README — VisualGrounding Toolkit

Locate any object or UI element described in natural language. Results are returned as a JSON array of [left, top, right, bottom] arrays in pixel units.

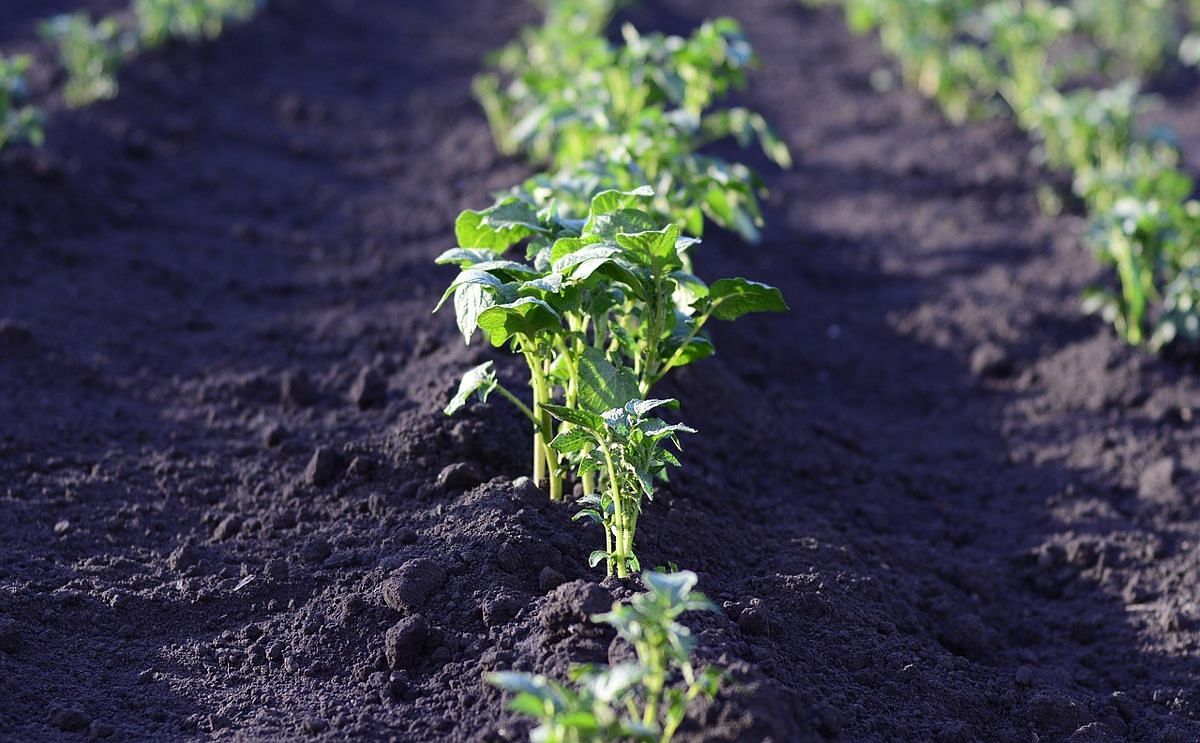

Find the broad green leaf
[[435, 248, 496, 267], [625, 398, 679, 418], [549, 428, 594, 453], [585, 187, 654, 227], [477, 297, 561, 347], [433, 268, 504, 314], [444, 361, 497, 416], [552, 245, 621, 279], [542, 402, 605, 432], [588, 550, 609, 568], [577, 347, 639, 413], [708, 277, 788, 321], [454, 281, 497, 344], [455, 199, 547, 252], [616, 224, 683, 272], [508, 693, 549, 718]]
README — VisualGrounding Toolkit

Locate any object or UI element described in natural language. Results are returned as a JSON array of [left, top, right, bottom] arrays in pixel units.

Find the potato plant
[[438, 188, 784, 513], [487, 570, 721, 742], [475, 1, 791, 242], [41, 14, 129, 108], [815, 0, 1200, 350], [135, 0, 263, 48], [42, 0, 264, 109], [0, 55, 43, 150]]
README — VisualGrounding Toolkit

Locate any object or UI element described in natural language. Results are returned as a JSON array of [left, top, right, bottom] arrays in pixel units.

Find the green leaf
[[585, 187, 654, 226], [486, 671, 547, 697], [615, 224, 683, 272], [542, 403, 605, 432], [444, 361, 497, 416], [508, 693, 549, 718], [454, 282, 498, 344], [455, 199, 547, 252], [588, 550, 609, 568], [549, 427, 595, 453], [625, 398, 679, 419], [708, 278, 788, 321], [477, 297, 561, 347], [642, 570, 698, 605], [552, 245, 622, 280], [434, 248, 496, 267], [577, 347, 640, 413], [433, 268, 504, 314]]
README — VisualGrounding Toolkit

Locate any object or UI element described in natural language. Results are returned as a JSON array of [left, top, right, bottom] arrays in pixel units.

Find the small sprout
[[0, 55, 43, 150], [487, 570, 722, 743], [41, 13, 130, 108], [548, 398, 693, 579]]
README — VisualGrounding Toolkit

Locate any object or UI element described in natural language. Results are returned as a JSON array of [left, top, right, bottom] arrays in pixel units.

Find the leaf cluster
[[437, 187, 785, 567], [474, 1, 790, 242], [41, 0, 263, 108], [813, 0, 1200, 350], [487, 571, 721, 743], [0, 55, 43, 150]]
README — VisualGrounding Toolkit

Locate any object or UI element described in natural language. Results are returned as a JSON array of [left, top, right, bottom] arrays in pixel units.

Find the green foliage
[[135, 0, 262, 48], [812, 0, 1200, 350], [475, 1, 790, 242], [41, 0, 263, 110], [437, 188, 786, 528], [551, 398, 693, 577], [0, 55, 43, 149], [487, 570, 721, 743], [41, 13, 129, 108]]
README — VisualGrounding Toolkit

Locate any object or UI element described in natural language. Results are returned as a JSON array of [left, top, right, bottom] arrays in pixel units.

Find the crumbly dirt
[[2, 0, 1200, 740]]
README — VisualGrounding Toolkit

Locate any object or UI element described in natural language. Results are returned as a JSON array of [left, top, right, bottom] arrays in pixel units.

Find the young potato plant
[[0, 56, 43, 150], [135, 0, 262, 48], [487, 570, 721, 743], [437, 187, 786, 508], [476, 2, 791, 242], [42, 1, 264, 110], [41, 13, 130, 108], [816, 0, 1200, 351], [547, 399, 692, 578]]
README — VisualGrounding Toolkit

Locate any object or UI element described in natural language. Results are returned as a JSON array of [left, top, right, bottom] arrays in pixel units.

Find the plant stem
[[492, 384, 538, 424], [601, 443, 628, 578]]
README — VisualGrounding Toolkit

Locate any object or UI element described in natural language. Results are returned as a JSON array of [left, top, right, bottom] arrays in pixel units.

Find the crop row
[[811, 0, 1200, 350], [437, 0, 792, 739], [0, 0, 263, 148]]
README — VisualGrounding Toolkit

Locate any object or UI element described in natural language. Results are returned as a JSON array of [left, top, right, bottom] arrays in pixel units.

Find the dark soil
[[3, 0, 1200, 740]]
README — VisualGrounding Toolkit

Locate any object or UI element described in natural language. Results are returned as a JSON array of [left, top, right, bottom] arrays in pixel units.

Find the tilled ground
[[2, 0, 1200, 741]]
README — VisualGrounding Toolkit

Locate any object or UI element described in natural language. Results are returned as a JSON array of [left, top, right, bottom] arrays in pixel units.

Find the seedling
[[817, 0, 1200, 350], [135, 0, 262, 48], [0, 55, 43, 150], [487, 570, 721, 743], [548, 399, 692, 578], [41, 13, 130, 108], [436, 187, 786, 503], [475, 4, 790, 242]]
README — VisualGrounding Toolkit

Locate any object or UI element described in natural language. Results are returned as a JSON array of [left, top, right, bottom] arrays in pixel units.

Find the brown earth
[[2, 0, 1200, 740]]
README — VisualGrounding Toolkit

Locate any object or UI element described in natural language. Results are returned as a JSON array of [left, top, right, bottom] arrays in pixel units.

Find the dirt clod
[[305, 447, 341, 487]]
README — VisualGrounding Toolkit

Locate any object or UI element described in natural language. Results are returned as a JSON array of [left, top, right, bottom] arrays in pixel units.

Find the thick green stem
[[528, 355, 563, 501], [601, 443, 628, 578]]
